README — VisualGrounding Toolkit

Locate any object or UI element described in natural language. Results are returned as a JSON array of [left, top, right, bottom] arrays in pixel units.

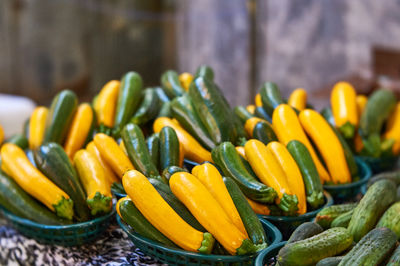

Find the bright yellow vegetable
[[179, 72, 193, 91], [331, 82, 358, 138], [383, 102, 400, 155], [0, 124, 3, 145], [246, 105, 256, 114], [116, 196, 130, 218], [267, 141, 307, 215], [0, 143, 73, 219], [29, 106, 48, 150], [192, 163, 248, 236], [272, 104, 331, 183], [153, 117, 212, 163], [123, 170, 214, 253], [255, 93, 262, 107], [93, 133, 134, 178], [288, 88, 307, 111], [64, 103, 93, 159], [179, 140, 184, 167], [170, 172, 249, 255], [245, 197, 270, 215], [119, 140, 127, 155], [235, 146, 246, 159], [94, 80, 120, 127], [299, 109, 351, 184], [356, 95, 368, 117], [244, 117, 268, 137]]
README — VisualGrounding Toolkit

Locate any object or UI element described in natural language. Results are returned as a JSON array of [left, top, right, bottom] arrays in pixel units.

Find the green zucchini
[[254, 106, 272, 123], [43, 90, 78, 144], [331, 209, 354, 228], [23, 118, 30, 139], [387, 245, 400, 266], [157, 101, 172, 118], [148, 178, 205, 231], [161, 166, 187, 183], [195, 65, 214, 81], [130, 88, 160, 125], [234, 106, 253, 124], [161, 70, 185, 98], [154, 87, 170, 103], [118, 198, 177, 247], [121, 123, 161, 180], [320, 107, 335, 126], [316, 256, 343, 266], [287, 140, 324, 209], [278, 227, 353, 266], [5, 134, 29, 150], [232, 114, 248, 146], [171, 95, 215, 151], [146, 134, 160, 170], [260, 82, 284, 116], [339, 227, 397, 266], [252, 121, 278, 145], [287, 222, 324, 244], [113, 71, 143, 137], [348, 179, 397, 242], [368, 170, 400, 187], [223, 176, 267, 247], [159, 126, 180, 171], [376, 201, 400, 239], [0, 171, 70, 225], [34, 142, 90, 222], [211, 142, 277, 204], [316, 203, 358, 229]]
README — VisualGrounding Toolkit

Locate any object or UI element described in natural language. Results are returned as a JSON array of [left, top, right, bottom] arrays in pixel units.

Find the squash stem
[[197, 232, 215, 254], [339, 121, 355, 139], [236, 238, 257, 255], [53, 197, 74, 220], [277, 193, 299, 215], [307, 191, 325, 210], [87, 191, 112, 216]]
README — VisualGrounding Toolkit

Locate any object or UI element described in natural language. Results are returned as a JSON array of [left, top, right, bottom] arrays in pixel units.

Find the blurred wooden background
[[1, 0, 400, 108]]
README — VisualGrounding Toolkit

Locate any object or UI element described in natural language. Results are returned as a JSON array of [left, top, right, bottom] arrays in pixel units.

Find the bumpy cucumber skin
[[161, 70, 185, 98], [316, 256, 343, 266], [252, 121, 278, 145], [130, 88, 161, 125], [331, 209, 354, 228], [376, 201, 400, 239], [146, 134, 160, 171], [316, 203, 358, 229], [287, 222, 324, 244], [387, 245, 400, 266], [260, 82, 284, 116], [339, 227, 397, 266], [278, 227, 353, 266], [159, 126, 180, 172], [348, 180, 396, 242]]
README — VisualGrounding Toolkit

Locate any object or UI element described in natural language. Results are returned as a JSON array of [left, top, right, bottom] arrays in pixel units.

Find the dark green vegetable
[[146, 134, 160, 171], [287, 222, 324, 244], [159, 126, 180, 171], [130, 88, 160, 125], [252, 121, 278, 145], [161, 166, 187, 183], [260, 82, 284, 116], [195, 65, 214, 81], [376, 201, 400, 239], [320, 107, 336, 126], [157, 101, 172, 118], [254, 106, 272, 123], [331, 210, 354, 228], [387, 245, 400, 266], [154, 87, 170, 103], [316, 256, 343, 266], [161, 70, 185, 98], [316, 203, 358, 229], [6, 134, 29, 150], [234, 106, 253, 124]]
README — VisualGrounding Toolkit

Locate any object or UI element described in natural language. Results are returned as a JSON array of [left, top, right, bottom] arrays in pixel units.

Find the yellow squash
[[255, 93, 262, 107], [235, 146, 246, 159], [192, 163, 248, 236], [356, 95, 368, 117], [246, 197, 270, 215], [288, 88, 307, 111], [119, 140, 128, 155], [299, 109, 351, 184], [74, 149, 112, 215], [29, 106, 48, 150], [170, 172, 249, 255], [64, 103, 94, 159], [244, 117, 268, 138], [383, 102, 400, 155], [179, 72, 193, 91], [272, 104, 331, 183], [116, 196, 130, 218], [246, 104, 256, 114], [0, 124, 3, 145], [123, 170, 214, 253], [0, 143, 74, 220], [354, 133, 364, 153], [331, 81, 358, 138], [267, 141, 307, 214], [93, 133, 134, 178], [94, 80, 120, 127], [179, 140, 184, 167], [153, 117, 212, 163]]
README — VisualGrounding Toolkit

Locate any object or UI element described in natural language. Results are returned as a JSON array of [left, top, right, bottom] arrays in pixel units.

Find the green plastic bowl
[[117, 215, 282, 265], [323, 158, 372, 202], [0, 206, 115, 246], [258, 191, 333, 240], [356, 155, 398, 174], [255, 241, 286, 266]]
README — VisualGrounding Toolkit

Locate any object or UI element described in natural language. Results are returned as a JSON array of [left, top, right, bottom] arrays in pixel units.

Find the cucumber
[[320, 107, 335, 126], [171, 95, 215, 151], [287, 222, 324, 244], [121, 123, 161, 180], [376, 201, 400, 239], [234, 106, 253, 124], [348, 179, 397, 242], [339, 227, 397, 266], [252, 121, 278, 145], [159, 126, 180, 171], [161, 70, 185, 98], [287, 140, 324, 209], [212, 142, 277, 204], [0, 171, 70, 225], [387, 245, 400, 266], [316, 256, 343, 266], [331, 209, 354, 228], [43, 90, 78, 144], [34, 142, 90, 222], [161, 166, 187, 183], [195, 65, 214, 81], [130, 88, 161, 125], [316, 203, 358, 229], [278, 227, 353, 266], [189, 77, 236, 144], [260, 82, 284, 116], [223, 176, 267, 247], [118, 198, 176, 247], [146, 134, 160, 171], [368, 170, 400, 187], [254, 106, 272, 123], [113, 71, 143, 137], [154, 87, 170, 103], [148, 178, 205, 231], [157, 101, 172, 118], [5, 134, 29, 150]]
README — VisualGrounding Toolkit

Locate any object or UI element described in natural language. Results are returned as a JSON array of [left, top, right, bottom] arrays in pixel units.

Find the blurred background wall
[[1, 0, 400, 108]]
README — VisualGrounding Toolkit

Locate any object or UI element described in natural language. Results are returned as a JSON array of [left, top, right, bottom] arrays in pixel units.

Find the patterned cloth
[[0, 217, 163, 266]]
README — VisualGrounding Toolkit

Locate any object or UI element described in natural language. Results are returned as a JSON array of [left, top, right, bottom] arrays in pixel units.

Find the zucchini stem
[[87, 191, 112, 216], [53, 197, 74, 220], [197, 232, 215, 254]]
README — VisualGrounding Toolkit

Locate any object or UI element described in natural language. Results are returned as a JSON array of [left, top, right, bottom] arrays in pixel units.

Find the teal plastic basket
[[255, 241, 286, 266], [356, 155, 398, 174], [258, 191, 333, 240], [323, 158, 372, 202], [183, 159, 199, 172], [117, 215, 282, 265], [0, 206, 115, 246]]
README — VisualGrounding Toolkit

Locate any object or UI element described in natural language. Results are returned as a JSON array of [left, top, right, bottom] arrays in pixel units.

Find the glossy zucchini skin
[[154, 87, 170, 103], [320, 107, 335, 126], [339, 227, 397, 266], [130, 88, 161, 125], [34, 142, 90, 222], [252, 121, 278, 145], [146, 134, 160, 171], [5, 134, 29, 150], [157, 101, 172, 118], [287, 222, 324, 244], [316, 203, 358, 229], [195, 65, 214, 81], [43, 90, 78, 144], [260, 82, 284, 116], [234, 106, 254, 123], [376, 201, 400, 239], [254, 106, 272, 123], [159, 126, 180, 172], [161, 70, 185, 98], [161, 166, 187, 183], [0, 171, 70, 225]]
